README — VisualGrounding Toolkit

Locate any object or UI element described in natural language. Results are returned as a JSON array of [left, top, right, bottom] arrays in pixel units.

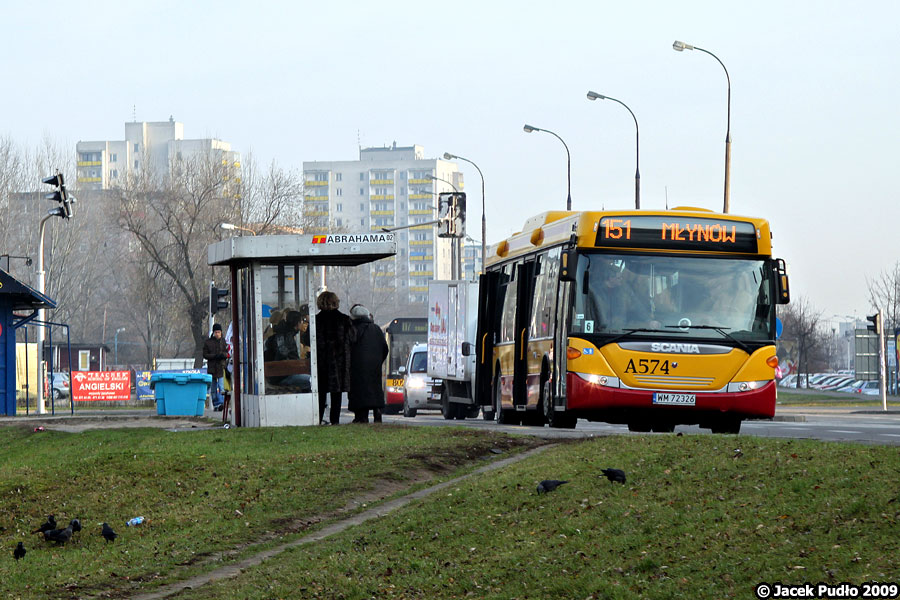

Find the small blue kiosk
[[0, 269, 56, 416]]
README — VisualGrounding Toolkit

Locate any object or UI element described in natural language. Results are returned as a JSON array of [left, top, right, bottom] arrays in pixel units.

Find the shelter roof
[[0, 269, 57, 311]]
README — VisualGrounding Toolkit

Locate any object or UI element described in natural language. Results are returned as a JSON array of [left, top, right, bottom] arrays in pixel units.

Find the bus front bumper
[[565, 373, 776, 421]]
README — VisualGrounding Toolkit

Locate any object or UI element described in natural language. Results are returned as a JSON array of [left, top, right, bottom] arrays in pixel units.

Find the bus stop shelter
[[0, 269, 56, 416], [208, 233, 396, 427]]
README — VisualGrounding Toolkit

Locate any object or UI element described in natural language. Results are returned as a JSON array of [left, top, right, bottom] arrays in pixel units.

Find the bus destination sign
[[595, 216, 759, 253]]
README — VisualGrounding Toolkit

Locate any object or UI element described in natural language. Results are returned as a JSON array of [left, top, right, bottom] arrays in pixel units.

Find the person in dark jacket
[[301, 291, 354, 424], [203, 323, 228, 411], [348, 304, 389, 423], [263, 309, 311, 391]]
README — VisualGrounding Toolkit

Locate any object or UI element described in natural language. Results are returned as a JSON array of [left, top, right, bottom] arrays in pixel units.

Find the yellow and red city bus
[[474, 207, 790, 433]]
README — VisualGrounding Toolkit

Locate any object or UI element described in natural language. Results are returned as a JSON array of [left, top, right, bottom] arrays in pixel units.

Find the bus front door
[[513, 261, 536, 407], [475, 271, 500, 408]]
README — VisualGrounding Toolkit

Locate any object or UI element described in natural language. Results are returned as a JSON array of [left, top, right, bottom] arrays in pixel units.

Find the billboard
[[71, 371, 131, 402]]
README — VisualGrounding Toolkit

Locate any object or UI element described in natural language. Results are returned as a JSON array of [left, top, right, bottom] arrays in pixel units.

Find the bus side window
[[529, 255, 546, 339], [499, 263, 519, 343]]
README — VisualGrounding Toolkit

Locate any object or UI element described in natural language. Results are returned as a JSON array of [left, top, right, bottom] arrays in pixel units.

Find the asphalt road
[[380, 405, 900, 445], [7, 404, 900, 445]]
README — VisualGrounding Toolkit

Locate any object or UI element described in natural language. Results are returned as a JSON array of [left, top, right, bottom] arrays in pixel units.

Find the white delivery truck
[[427, 280, 480, 420]]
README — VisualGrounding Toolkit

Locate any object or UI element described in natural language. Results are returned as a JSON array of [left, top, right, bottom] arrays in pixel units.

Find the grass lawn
[[0, 423, 542, 599], [174, 434, 900, 600], [3, 424, 898, 600]]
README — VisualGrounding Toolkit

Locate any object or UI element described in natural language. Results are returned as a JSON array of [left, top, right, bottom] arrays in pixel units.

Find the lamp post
[[443, 152, 486, 275], [428, 174, 462, 279], [585, 92, 640, 210], [34, 214, 56, 414], [522, 125, 571, 211], [114, 327, 126, 366], [220, 222, 256, 235], [673, 40, 732, 213]]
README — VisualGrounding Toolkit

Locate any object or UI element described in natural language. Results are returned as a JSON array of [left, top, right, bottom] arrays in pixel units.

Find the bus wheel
[[711, 417, 741, 434], [494, 376, 518, 425], [466, 404, 481, 419], [402, 394, 417, 418], [542, 377, 575, 429]]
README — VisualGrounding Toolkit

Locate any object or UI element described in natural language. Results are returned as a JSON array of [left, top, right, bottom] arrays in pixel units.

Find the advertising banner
[[137, 369, 206, 402], [72, 371, 131, 402]]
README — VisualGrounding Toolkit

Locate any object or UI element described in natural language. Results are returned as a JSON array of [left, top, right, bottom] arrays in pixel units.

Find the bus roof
[[484, 207, 774, 266]]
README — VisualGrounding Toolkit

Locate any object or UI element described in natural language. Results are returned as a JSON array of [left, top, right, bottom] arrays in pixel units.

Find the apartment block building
[[303, 143, 464, 304], [75, 117, 240, 190]]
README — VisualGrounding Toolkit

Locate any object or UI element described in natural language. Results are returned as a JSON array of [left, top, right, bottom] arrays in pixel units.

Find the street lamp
[[522, 125, 572, 211], [114, 327, 126, 365], [428, 174, 458, 192], [442, 152, 486, 276], [220, 222, 256, 235], [585, 92, 640, 210], [673, 40, 732, 214]]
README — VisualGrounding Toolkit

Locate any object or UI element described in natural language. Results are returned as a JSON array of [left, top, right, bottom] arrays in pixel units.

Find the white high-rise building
[[76, 117, 240, 190], [303, 143, 463, 304]]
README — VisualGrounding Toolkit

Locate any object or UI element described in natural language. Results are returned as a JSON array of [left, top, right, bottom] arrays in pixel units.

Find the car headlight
[[406, 377, 425, 390]]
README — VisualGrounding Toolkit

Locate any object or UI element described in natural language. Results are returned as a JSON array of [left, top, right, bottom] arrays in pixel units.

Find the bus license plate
[[653, 393, 696, 406]]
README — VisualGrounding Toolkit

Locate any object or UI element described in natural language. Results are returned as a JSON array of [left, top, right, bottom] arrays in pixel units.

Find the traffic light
[[437, 192, 466, 238], [42, 171, 74, 219], [210, 283, 229, 314], [866, 312, 881, 335], [450, 192, 466, 238]]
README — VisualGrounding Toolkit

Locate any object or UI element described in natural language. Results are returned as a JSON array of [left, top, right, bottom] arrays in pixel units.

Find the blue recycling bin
[[150, 372, 212, 416]]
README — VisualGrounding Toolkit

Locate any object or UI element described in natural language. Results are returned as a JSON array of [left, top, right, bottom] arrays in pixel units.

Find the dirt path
[[126, 444, 552, 600]]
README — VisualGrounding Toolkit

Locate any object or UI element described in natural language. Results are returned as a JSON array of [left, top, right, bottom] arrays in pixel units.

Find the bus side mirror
[[461, 342, 473, 356], [559, 249, 577, 282], [774, 258, 790, 305], [398, 366, 407, 375]]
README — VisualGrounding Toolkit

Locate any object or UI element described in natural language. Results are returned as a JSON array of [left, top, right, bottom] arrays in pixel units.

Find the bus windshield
[[572, 253, 775, 342]]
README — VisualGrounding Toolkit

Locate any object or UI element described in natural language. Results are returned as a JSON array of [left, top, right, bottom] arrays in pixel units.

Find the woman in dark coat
[[348, 304, 389, 423], [302, 291, 354, 425]]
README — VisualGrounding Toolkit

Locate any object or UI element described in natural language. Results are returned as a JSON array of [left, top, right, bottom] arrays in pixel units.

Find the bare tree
[[114, 150, 306, 366], [241, 157, 305, 233], [778, 296, 828, 386], [867, 261, 900, 333], [115, 151, 240, 366]]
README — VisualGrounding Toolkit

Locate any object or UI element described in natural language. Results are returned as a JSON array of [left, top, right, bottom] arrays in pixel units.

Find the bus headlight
[[577, 373, 618, 388], [727, 380, 768, 393]]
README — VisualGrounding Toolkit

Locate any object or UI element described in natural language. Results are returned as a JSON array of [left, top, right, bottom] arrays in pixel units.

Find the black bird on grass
[[600, 468, 627, 484], [31, 514, 56, 534], [101, 523, 118, 543], [13, 542, 26, 561], [70, 518, 82, 533], [537, 479, 569, 494], [43, 521, 76, 544]]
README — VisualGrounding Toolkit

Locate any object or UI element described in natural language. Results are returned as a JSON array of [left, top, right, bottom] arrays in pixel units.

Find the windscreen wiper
[[664, 324, 750, 352], [605, 328, 688, 346]]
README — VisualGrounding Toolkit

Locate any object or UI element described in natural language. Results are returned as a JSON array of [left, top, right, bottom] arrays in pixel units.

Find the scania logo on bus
[[650, 342, 701, 354]]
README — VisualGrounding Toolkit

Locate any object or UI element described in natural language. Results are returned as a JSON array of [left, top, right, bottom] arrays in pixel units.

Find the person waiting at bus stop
[[263, 308, 311, 391], [302, 291, 354, 425], [348, 304, 389, 423], [203, 324, 227, 411]]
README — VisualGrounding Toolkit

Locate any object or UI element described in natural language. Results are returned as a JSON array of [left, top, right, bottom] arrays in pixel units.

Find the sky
[[3, 0, 898, 327]]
